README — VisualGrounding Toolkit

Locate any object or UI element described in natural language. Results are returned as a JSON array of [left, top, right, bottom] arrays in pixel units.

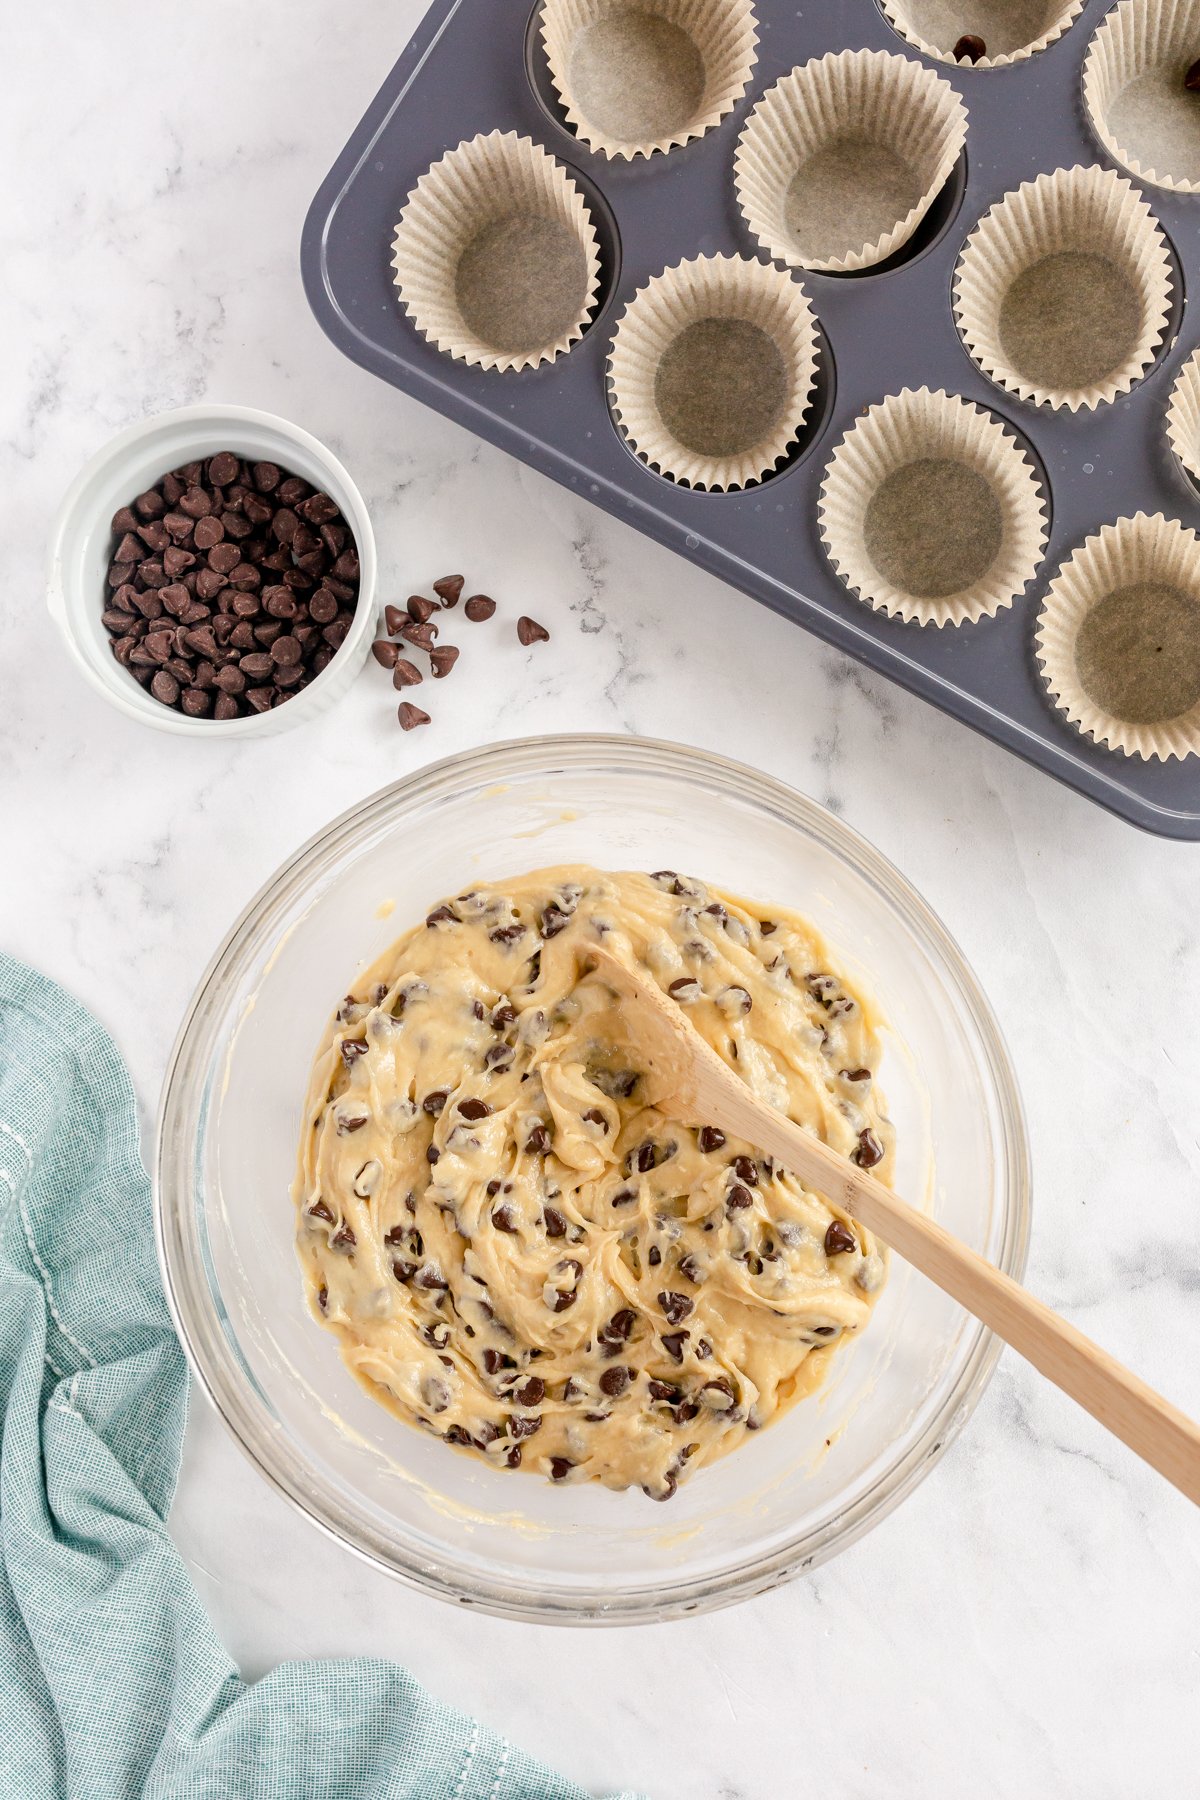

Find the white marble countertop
[[5, 5, 1199, 1794]]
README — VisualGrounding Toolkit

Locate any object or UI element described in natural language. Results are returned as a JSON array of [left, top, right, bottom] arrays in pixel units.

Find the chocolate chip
[[824, 1219, 858, 1256], [514, 1376, 545, 1407], [953, 32, 986, 60], [661, 1331, 689, 1362], [422, 1089, 449, 1116], [383, 603, 406, 635], [841, 1067, 872, 1083], [393, 658, 423, 689], [668, 976, 701, 1000], [433, 574, 464, 606], [526, 1124, 551, 1154], [398, 702, 431, 730], [399, 620, 438, 652], [517, 615, 549, 645], [647, 1245, 661, 1266], [732, 1155, 758, 1186], [1188, 57, 1200, 91], [208, 451, 239, 485], [549, 1457, 572, 1481], [853, 1129, 884, 1170], [726, 1184, 753, 1211], [407, 594, 436, 624], [543, 1206, 567, 1238], [457, 1097, 492, 1120], [658, 1291, 693, 1325], [463, 593, 495, 622], [698, 1126, 726, 1153], [600, 1365, 630, 1398]]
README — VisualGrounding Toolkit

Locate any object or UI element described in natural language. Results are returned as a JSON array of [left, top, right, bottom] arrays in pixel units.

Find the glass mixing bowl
[[156, 734, 1029, 1624]]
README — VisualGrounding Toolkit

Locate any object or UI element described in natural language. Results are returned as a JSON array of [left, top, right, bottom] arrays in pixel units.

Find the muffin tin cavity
[[734, 50, 967, 273], [879, 0, 1085, 68], [819, 388, 1048, 626], [1084, 0, 1200, 194], [607, 254, 819, 489], [304, 0, 1200, 833], [539, 0, 758, 157], [953, 165, 1175, 411], [391, 132, 602, 372], [1036, 514, 1200, 760]]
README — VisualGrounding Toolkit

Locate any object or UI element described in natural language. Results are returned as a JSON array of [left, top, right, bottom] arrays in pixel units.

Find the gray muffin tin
[[301, 0, 1200, 838]]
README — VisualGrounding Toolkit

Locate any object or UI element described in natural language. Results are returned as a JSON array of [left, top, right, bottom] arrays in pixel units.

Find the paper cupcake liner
[[817, 387, 1048, 627], [1035, 513, 1200, 760], [880, 0, 1085, 69], [953, 164, 1174, 412], [733, 49, 968, 274], [1166, 348, 1200, 491], [390, 131, 602, 374], [606, 253, 819, 491], [540, 0, 758, 159], [1083, 0, 1200, 194]]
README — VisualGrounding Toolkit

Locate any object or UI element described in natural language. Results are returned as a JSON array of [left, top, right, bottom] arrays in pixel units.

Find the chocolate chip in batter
[[726, 1184, 753, 1211], [647, 1245, 662, 1266], [840, 1067, 872, 1083], [661, 1330, 689, 1361], [457, 1097, 492, 1120], [697, 1126, 726, 1153], [732, 1155, 758, 1185], [658, 1291, 693, 1325], [824, 1219, 858, 1256], [513, 1376, 545, 1408], [426, 904, 458, 927], [599, 1365, 630, 1397], [525, 1123, 551, 1154], [853, 1128, 884, 1169], [668, 976, 702, 1001], [422, 1089, 449, 1116], [549, 1457, 572, 1481], [491, 1204, 518, 1233], [504, 1445, 522, 1468], [543, 1206, 567, 1238]]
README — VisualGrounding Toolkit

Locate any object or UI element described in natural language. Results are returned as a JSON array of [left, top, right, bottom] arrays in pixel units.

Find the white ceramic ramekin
[[46, 403, 377, 738]]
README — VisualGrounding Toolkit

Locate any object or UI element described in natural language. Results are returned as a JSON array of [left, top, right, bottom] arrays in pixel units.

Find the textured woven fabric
[[0, 953, 642, 1800]]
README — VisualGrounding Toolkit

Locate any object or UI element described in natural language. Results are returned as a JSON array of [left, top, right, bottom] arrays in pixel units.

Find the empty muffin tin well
[[303, 0, 1200, 836]]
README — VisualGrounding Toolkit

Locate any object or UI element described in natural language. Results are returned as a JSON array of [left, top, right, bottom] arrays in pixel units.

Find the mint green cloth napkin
[[0, 953, 641, 1800]]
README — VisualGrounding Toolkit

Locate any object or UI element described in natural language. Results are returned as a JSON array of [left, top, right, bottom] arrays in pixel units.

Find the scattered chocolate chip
[[517, 614, 549, 646], [953, 32, 986, 60], [372, 639, 399, 668], [391, 658, 423, 690], [433, 574, 464, 606], [398, 701, 431, 731], [464, 593, 495, 621], [430, 645, 459, 679], [407, 594, 437, 624]]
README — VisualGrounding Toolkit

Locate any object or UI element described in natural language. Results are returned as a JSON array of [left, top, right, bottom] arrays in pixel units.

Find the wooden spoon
[[589, 946, 1200, 1506]]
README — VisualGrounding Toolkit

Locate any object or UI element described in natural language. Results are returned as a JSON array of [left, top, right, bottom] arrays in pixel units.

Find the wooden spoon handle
[[708, 1079, 1200, 1506]]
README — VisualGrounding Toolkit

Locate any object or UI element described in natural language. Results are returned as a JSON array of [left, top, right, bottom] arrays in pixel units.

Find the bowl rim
[[45, 401, 378, 738], [155, 732, 1031, 1624]]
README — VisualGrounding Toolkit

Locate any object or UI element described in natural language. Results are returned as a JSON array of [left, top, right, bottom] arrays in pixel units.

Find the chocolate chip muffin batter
[[294, 867, 892, 1501]]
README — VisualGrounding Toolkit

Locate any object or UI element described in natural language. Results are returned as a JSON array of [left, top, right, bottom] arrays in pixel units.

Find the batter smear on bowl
[[294, 866, 892, 1500]]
